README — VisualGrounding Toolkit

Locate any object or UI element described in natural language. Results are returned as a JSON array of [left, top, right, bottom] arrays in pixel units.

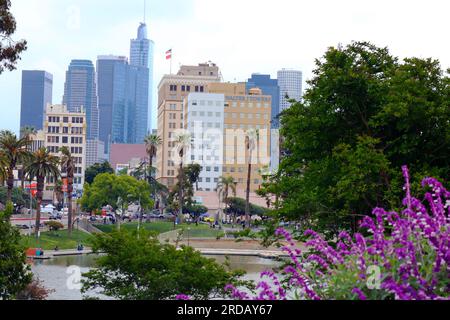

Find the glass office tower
[[20, 70, 53, 132]]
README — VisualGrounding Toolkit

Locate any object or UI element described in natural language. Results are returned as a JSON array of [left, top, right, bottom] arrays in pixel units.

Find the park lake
[[31, 254, 281, 300]]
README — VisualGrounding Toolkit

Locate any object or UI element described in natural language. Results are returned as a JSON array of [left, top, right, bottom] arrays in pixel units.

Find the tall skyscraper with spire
[[129, 16, 154, 137]]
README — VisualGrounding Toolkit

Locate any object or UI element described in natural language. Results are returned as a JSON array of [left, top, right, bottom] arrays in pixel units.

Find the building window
[[169, 85, 177, 91], [62, 137, 68, 144]]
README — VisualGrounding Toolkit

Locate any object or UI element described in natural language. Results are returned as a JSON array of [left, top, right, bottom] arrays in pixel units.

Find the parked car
[[41, 204, 56, 214], [163, 213, 175, 220], [49, 211, 62, 220]]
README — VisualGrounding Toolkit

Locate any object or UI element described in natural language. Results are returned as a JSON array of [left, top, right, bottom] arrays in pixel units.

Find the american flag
[[166, 49, 172, 60]]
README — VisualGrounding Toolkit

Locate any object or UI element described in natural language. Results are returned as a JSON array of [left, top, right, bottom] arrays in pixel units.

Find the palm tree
[[19, 126, 37, 188], [174, 133, 191, 224], [144, 134, 162, 182], [54, 179, 64, 210], [244, 129, 259, 229], [0, 130, 31, 202], [20, 126, 37, 140], [0, 153, 8, 186], [60, 147, 75, 236], [25, 148, 60, 238], [217, 176, 237, 227], [217, 175, 237, 211]]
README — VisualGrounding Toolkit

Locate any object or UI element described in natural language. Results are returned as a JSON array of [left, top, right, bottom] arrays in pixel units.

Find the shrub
[[44, 221, 64, 232], [180, 167, 450, 300]]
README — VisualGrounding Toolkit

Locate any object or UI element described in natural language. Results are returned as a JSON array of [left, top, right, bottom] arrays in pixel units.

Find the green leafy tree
[[24, 148, 60, 238], [0, 186, 35, 209], [82, 229, 243, 300], [84, 162, 114, 184], [270, 41, 449, 238], [225, 197, 271, 217], [80, 174, 152, 231], [0, 0, 27, 74], [0, 202, 33, 299]]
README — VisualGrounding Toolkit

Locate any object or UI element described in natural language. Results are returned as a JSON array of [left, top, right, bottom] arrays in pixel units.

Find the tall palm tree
[[217, 175, 237, 211], [25, 148, 60, 238], [0, 130, 31, 202], [20, 126, 37, 140], [244, 129, 259, 229], [19, 126, 37, 188], [144, 134, 162, 181], [54, 179, 64, 209], [60, 147, 75, 236], [217, 176, 237, 227], [174, 133, 191, 223]]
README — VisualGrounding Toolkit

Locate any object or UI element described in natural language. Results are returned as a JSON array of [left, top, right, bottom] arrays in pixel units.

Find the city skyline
[[2, 0, 448, 135]]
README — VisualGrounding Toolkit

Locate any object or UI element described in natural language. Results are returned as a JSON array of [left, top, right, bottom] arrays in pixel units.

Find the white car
[[41, 204, 56, 214]]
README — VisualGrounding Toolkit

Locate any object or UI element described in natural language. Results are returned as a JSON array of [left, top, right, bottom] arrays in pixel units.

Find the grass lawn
[[94, 221, 224, 238], [21, 229, 94, 250]]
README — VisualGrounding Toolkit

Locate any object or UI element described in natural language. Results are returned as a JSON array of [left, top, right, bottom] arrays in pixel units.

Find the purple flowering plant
[[180, 167, 449, 300]]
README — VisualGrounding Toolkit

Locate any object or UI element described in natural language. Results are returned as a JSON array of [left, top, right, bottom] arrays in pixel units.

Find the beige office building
[[156, 62, 221, 188], [43, 104, 87, 194], [206, 83, 272, 193]]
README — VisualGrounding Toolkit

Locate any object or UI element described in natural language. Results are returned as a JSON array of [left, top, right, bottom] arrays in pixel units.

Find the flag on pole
[[166, 49, 172, 60]]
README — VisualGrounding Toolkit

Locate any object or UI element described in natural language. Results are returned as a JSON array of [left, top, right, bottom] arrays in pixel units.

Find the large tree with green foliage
[[265, 41, 449, 238], [0, 0, 27, 74], [84, 162, 114, 184], [82, 229, 243, 300], [80, 174, 152, 230], [0, 186, 35, 209], [0, 203, 32, 299]]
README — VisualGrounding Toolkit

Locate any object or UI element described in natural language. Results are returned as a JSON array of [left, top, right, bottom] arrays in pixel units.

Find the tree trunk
[[178, 162, 183, 225], [34, 177, 44, 239], [116, 209, 121, 231], [245, 162, 252, 229], [6, 167, 14, 203], [67, 159, 75, 237], [67, 177, 73, 237]]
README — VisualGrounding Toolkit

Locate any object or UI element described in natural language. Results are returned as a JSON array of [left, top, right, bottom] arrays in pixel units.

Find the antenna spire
[[144, 0, 146, 23]]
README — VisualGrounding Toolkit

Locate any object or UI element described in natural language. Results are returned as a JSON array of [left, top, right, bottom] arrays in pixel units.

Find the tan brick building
[[156, 63, 221, 188], [207, 83, 272, 192]]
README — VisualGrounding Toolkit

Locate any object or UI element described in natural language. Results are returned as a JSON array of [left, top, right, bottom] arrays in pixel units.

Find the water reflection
[[31, 254, 282, 300]]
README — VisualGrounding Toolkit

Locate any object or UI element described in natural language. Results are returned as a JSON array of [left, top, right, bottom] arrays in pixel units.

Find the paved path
[[28, 249, 94, 259], [28, 247, 288, 260]]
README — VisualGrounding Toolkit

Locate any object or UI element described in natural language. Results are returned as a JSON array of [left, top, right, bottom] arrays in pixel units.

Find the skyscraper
[[130, 22, 154, 135], [20, 70, 53, 131], [63, 60, 99, 140], [97, 55, 129, 152], [246, 74, 280, 128], [277, 69, 303, 113]]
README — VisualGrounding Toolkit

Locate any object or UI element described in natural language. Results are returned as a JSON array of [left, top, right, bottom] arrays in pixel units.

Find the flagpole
[[170, 50, 173, 75]]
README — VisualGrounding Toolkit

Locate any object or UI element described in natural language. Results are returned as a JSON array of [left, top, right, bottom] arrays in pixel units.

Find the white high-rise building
[[277, 69, 303, 112], [184, 93, 225, 192]]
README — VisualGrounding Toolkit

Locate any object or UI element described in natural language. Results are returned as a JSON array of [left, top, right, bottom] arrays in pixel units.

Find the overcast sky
[[1, 0, 449, 134]]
